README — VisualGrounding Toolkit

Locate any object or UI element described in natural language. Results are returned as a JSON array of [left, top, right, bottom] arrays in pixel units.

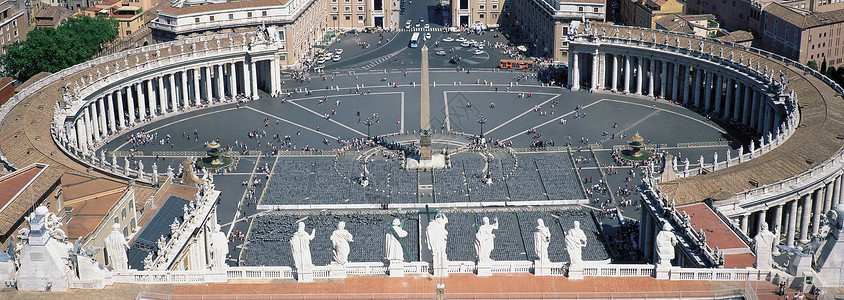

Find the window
[[114, 217, 119, 224], [13, 30, 17, 37], [333, 15, 338, 20], [195, 17, 200, 23], [480, 4, 485, 9], [346, 16, 351, 20], [345, 6, 351, 11], [122, 208, 126, 219], [262, 11, 267, 16], [332, 6, 338, 11], [492, 4, 497, 9], [248, 12, 252, 17], [357, 5, 363, 10], [279, 30, 285, 40], [12, 20, 16, 27], [479, 13, 485, 18], [578, 6, 583, 11], [123, 227, 128, 237], [210, 16, 214, 21], [229, 14, 234, 20], [358, 15, 364, 20], [594, 7, 598, 12]]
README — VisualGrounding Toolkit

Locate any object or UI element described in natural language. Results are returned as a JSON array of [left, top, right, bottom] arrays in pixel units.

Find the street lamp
[[477, 115, 487, 139], [364, 116, 375, 140]]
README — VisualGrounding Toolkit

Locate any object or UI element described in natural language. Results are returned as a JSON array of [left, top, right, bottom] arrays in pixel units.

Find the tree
[[1, 15, 118, 82], [821, 59, 827, 75], [807, 60, 818, 71]]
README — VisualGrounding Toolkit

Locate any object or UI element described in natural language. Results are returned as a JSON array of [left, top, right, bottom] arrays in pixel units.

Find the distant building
[[76, 0, 155, 38], [715, 29, 753, 47], [620, 0, 684, 29], [34, 5, 73, 28], [761, 3, 844, 67], [449, 0, 509, 28], [0, 0, 31, 54], [509, 0, 606, 62], [654, 13, 718, 37]]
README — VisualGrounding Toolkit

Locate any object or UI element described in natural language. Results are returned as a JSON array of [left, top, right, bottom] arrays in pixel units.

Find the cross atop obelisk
[[419, 43, 432, 161]]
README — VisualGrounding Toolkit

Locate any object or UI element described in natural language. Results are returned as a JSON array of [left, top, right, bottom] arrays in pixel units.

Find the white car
[[473, 50, 484, 55], [405, 20, 412, 29], [415, 23, 421, 27], [456, 37, 467, 42], [436, 50, 447, 56], [335, 49, 343, 55], [332, 55, 341, 62], [477, 44, 484, 50], [424, 24, 430, 29], [317, 57, 326, 64], [442, 37, 454, 42], [461, 41, 471, 47], [426, 33, 431, 39]]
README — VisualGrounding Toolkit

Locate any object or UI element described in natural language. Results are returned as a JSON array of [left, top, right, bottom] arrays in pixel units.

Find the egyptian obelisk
[[419, 43, 432, 161]]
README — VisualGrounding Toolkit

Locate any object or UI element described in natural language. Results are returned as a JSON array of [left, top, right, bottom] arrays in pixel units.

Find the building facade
[[620, 0, 684, 29], [449, 0, 510, 28], [761, 3, 844, 67], [327, 0, 392, 29], [0, 0, 30, 55], [509, 0, 605, 62]]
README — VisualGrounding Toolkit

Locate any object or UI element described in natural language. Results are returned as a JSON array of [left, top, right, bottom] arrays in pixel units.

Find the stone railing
[[580, 263, 655, 277], [112, 269, 228, 284], [668, 267, 789, 283]]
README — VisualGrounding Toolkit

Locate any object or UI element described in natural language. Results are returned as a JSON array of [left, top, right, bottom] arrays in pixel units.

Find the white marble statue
[[209, 221, 229, 269], [152, 163, 158, 181], [565, 221, 588, 266], [474, 216, 499, 264], [290, 222, 315, 272], [753, 222, 776, 270], [385, 218, 408, 261], [104, 223, 129, 270], [111, 153, 117, 168], [330, 221, 353, 265], [534, 219, 551, 263], [124, 157, 130, 175], [138, 161, 144, 178], [426, 213, 449, 275], [655, 223, 679, 267]]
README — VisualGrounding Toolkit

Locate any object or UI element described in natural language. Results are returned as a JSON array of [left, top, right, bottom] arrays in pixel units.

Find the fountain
[[618, 132, 653, 161], [196, 142, 233, 169]]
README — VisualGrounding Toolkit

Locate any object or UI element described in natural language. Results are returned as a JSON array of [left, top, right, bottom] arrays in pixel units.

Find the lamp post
[[364, 116, 375, 140], [477, 115, 487, 139]]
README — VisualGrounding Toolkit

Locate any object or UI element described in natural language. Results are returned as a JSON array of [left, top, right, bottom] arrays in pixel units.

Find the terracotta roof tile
[[159, 0, 290, 16]]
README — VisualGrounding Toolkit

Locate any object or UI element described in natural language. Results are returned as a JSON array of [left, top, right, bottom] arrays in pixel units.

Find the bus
[[409, 32, 420, 48], [499, 59, 534, 70]]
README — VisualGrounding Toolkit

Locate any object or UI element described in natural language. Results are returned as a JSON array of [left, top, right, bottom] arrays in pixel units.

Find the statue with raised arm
[[753, 222, 776, 270], [330, 221, 353, 265], [104, 223, 129, 270], [565, 221, 587, 266], [475, 216, 499, 264], [385, 218, 408, 262], [534, 219, 551, 263], [655, 223, 679, 266], [290, 222, 315, 272]]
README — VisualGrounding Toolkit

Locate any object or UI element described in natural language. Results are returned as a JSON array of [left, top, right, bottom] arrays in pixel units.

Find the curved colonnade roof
[[583, 22, 844, 205]]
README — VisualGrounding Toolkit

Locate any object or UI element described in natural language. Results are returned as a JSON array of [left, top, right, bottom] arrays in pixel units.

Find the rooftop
[[677, 203, 754, 268], [764, 2, 844, 29], [159, 0, 290, 16]]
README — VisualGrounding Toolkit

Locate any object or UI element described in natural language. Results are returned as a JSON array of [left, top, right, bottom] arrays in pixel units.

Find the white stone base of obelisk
[[405, 153, 446, 170]]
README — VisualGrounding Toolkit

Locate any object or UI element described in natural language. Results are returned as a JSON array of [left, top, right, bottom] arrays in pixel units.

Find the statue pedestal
[[329, 263, 347, 279], [534, 260, 552, 276], [388, 261, 405, 278], [568, 264, 583, 279], [405, 154, 446, 170], [655, 265, 672, 279], [297, 269, 314, 283], [476, 262, 492, 277]]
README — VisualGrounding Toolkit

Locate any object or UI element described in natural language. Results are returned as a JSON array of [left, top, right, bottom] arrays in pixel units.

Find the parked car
[[405, 20, 411, 29], [456, 37, 467, 42], [473, 50, 484, 55], [317, 57, 326, 64], [461, 41, 471, 47], [332, 55, 341, 62], [436, 50, 447, 56], [442, 37, 454, 42], [424, 24, 430, 29], [335, 49, 344, 55], [426, 33, 431, 39]]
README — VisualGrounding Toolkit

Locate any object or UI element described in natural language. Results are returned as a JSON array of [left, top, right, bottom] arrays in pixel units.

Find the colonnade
[[67, 58, 279, 153], [568, 51, 783, 138], [736, 176, 843, 246]]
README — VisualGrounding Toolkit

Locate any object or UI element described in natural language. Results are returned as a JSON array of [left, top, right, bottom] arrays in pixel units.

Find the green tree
[[1, 15, 118, 82], [807, 60, 818, 71], [821, 59, 827, 74]]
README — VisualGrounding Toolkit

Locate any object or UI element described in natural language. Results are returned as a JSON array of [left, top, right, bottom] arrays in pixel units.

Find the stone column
[[204, 66, 213, 102], [787, 199, 798, 246], [671, 63, 679, 100], [229, 63, 238, 97], [742, 86, 752, 125], [740, 214, 749, 235], [714, 74, 722, 113], [648, 58, 655, 96], [774, 204, 783, 239], [243, 61, 252, 98], [764, 105, 773, 135], [151, 77, 159, 118], [216, 64, 225, 100], [757, 208, 767, 237], [590, 52, 599, 92], [636, 57, 644, 95], [660, 60, 667, 98], [732, 82, 741, 121], [812, 187, 824, 236], [169, 74, 178, 112], [757, 95, 767, 134], [76, 118, 86, 152], [723, 79, 733, 119], [97, 98, 106, 137], [88, 105, 99, 143], [126, 85, 136, 126], [612, 55, 618, 91], [800, 193, 813, 243], [180, 70, 189, 108], [773, 113, 782, 136], [193, 68, 201, 104], [106, 93, 115, 134], [834, 176, 842, 208], [250, 61, 258, 99], [824, 181, 835, 216], [750, 92, 760, 129], [570, 52, 580, 90], [682, 66, 691, 103], [703, 71, 712, 110], [117, 89, 125, 130], [137, 82, 147, 121], [624, 55, 631, 93], [693, 69, 702, 107]]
